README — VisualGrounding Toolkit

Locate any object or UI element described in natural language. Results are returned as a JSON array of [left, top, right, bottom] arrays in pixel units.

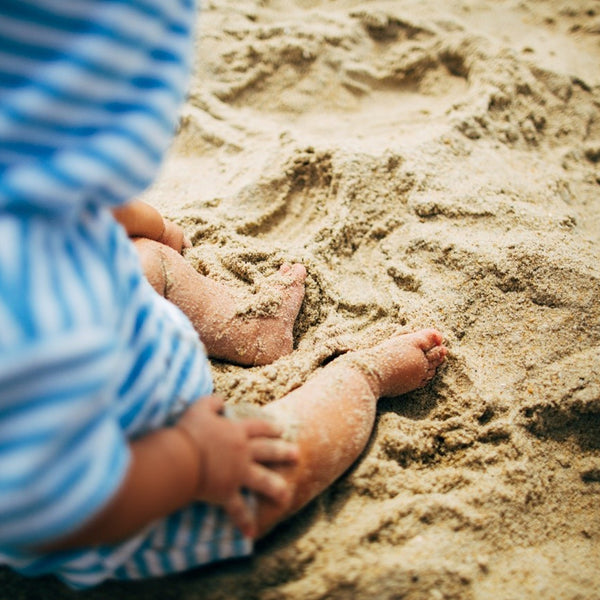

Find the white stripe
[[0, 220, 22, 284], [27, 223, 68, 334], [149, 518, 167, 550], [4, 152, 142, 213], [169, 548, 187, 572], [0, 108, 172, 166], [174, 507, 193, 548], [27, 0, 191, 31], [70, 244, 113, 325], [192, 542, 210, 565], [55, 568, 107, 587], [218, 520, 236, 558], [0, 401, 114, 488], [122, 557, 142, 579], [54, 552, 102, 571], [0, 424, 127, 544], [3, 45, 186, 108], [142, 548, 163, 577], [0, 8, 186, 72], [0, 57, 180, 139], [197, 507, 218, 543], [0, 301, 22, 347], [0, 329, 115, 406], [58, 137, 160, 190], [102, 527, 150, 570]]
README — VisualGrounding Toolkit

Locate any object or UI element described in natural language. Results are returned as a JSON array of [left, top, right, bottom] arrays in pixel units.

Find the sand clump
[[2, 0, 599, 599]]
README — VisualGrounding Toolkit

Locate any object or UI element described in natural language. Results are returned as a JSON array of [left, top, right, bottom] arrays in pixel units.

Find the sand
[[2, 0, 599, 598]]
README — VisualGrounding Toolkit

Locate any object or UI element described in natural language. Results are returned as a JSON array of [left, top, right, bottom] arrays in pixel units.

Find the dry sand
[[3, 0, 600, 598]]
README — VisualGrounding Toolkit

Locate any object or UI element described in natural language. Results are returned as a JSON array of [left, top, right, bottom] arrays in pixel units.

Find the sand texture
[[2, 0, 600, 599]]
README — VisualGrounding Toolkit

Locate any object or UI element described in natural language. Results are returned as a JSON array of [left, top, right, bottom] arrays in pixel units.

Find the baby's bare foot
[[348, 329, 447, 398], [252, 263, 307, 366]]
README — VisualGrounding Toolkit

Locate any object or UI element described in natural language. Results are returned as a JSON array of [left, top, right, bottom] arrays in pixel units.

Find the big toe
[[409, 328, 444, 352], [279, 262, 307, 284]]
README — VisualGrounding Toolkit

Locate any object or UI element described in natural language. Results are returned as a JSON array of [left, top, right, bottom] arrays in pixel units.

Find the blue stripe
[[0, 140, 155, 193], [75, 0, 190, 36], [0, 341, 113, 407], [76, 215, 131, 292], [0, 428, 54, 453], [210, 510, 226, 561], [117, 340, 157, 399], [12, 220, 35, 339], [0, 190, 100, 217], [165, 510, 182, 548], [2, 0, 189, 40], [1, 437, 128, 547], [0, 422, 124, 521], [134, 551, 150, 579], [133, 303, 151, 337], [131, 76, 173, 91], [0, 375, 110, 424], [64, 237, 102, 322], [0, 74, 175, 137], [54, 562, 108, 578], [186, 504, 208, 565], [118, 378, 160, 431], [150, 47, 180, 63], [0, 1, 190, 63], [0, 155, 152, 215], [106, 219, 120, 269], [159, 547, 172, 575], [115, 319, 168, 429], [0, 30, 61, 63], [0, 104, 167, 164], [0, 70, 32, 88], [0, 403, 110, 491], [0, 138, 57, 160], [233, 532, 249, 555], [47, 237, 75, 330], [96, 0, 190, 36], [172, 344, 197, 398], [0, 459, 87, 523], [78, 142, 155, 190]]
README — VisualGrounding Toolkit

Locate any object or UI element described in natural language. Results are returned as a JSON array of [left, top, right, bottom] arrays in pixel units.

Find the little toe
[[426, 345, 448, 367]]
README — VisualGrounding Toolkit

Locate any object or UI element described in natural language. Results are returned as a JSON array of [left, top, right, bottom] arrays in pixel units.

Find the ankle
[[335, 351, 383, 399]]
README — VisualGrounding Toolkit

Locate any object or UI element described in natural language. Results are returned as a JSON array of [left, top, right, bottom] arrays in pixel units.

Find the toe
[[426, 345, 448, 366], [290, 263, 307, 282], [278, 263, 307, 284], [413, 328, 444, 351]]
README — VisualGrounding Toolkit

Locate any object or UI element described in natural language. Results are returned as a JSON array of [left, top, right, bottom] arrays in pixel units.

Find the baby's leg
[[256, 329, 447, 536], [134, 238, 306, 366]]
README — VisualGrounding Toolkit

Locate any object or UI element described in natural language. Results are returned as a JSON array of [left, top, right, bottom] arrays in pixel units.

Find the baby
[[0, 0, 447, 589]]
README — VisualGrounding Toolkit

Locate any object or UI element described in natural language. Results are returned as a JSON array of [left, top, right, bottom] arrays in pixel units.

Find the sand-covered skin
[[3, 0, 599, 598]]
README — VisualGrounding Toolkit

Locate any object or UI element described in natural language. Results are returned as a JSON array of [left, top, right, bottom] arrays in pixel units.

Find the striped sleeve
[[0, 0, 195, 217], [0, 328, 130, 550]]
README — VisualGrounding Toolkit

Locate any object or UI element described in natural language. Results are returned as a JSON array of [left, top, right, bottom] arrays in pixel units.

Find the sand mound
[[3, 0, 599, 598]]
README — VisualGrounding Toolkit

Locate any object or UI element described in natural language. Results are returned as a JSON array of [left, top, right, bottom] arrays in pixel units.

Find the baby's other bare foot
[[350, 329, 447, 398], [252, 263, 307, 366]]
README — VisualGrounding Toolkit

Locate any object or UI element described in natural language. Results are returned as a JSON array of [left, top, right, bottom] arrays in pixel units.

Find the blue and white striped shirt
[[0, 0, 192, 218], [0, 0, 248, 588]]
